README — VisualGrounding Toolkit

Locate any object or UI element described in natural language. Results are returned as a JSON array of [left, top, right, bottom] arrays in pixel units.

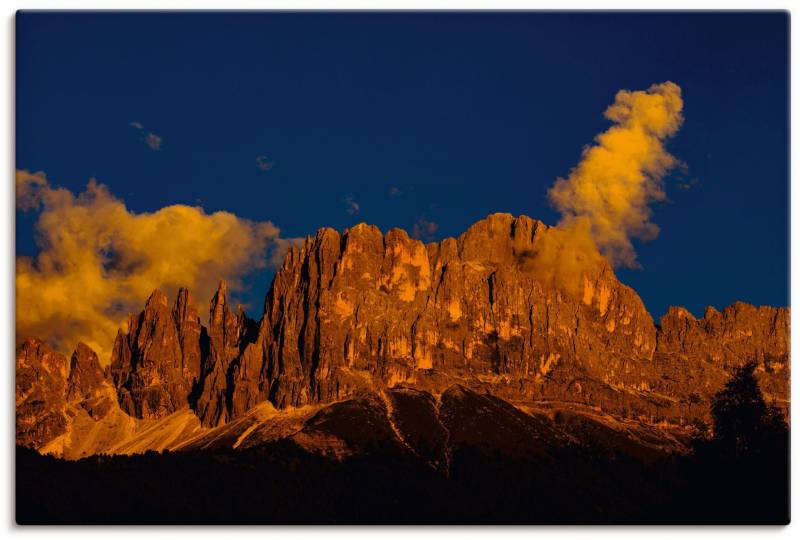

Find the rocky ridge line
[[16, 213, 790, 452]]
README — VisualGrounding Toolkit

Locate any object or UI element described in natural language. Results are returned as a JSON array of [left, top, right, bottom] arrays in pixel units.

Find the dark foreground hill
[[17, 366, 789, 525]]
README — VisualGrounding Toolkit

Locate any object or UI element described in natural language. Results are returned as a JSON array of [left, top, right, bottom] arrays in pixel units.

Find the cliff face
[[234, 213, 787, 424], [66, 343, 114, 421], [109, 289, 204, 419], [16, 339, 69, 449], [16, 338, 118, 454], [656, 303, 790, 406], [657, 303, 789, 368], [15, 214, 790, 455], [254, 213, 658, 412], [195, 281, 258, 427]]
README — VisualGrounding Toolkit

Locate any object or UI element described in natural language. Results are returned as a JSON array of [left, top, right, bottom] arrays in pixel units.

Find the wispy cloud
[[144, 132, 163, 151], [256, 155, 275, 172], [412, 216, 439, 242], [130, 121, 163, 151], [343, 194, 360, 216], [388, 186, 402, 197]]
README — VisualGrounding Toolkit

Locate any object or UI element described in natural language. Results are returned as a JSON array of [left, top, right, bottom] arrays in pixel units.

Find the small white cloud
[[344, 194, 360, 216], [144, 132, 163, 151], [412, 217, 439, 242], [130, 121, 163, 151], [389, 186, 402, 197]]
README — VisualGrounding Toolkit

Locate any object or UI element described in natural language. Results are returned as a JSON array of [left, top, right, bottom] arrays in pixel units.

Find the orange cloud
[[521, 217, 604, 296], [548, 81, 684, 268], [16, 170, 283, 363]]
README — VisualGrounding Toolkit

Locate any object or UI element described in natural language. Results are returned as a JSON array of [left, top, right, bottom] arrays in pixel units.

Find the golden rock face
[[16, 338, 70, 449], [237, 213, 788, 426], [15, 214, 790, 455]]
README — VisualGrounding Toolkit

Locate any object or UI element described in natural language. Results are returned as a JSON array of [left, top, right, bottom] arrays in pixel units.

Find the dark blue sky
[[16, 11, 789, 320]]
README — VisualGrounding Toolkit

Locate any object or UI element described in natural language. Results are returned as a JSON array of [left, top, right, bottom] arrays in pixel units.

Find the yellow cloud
[[16, 170, 282, 363], [521, 217, 604, 296], [548, 81, 684, 268]]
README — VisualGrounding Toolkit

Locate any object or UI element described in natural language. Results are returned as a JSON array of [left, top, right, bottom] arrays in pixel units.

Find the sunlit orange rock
[[15, 214, 791, 455], [195, 280, 258, 427], [109, 289, 201, 419], [66, 342, 114, 421], [16, 338, 69, 449]]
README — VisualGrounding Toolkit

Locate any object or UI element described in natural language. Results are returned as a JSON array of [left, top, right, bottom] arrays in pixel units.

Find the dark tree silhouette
[[710, 361, 787, 457], [680, 361, 789, 524]]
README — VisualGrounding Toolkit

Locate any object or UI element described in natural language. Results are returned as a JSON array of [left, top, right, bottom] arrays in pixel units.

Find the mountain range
[[16, 213, 789, 467]]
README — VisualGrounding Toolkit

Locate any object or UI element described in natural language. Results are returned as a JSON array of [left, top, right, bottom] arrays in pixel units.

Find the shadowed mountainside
[[16, 366, 789, 524]]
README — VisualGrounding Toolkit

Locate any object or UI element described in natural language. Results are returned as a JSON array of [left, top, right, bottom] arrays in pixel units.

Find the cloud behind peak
[[16, 169, 287, 362]]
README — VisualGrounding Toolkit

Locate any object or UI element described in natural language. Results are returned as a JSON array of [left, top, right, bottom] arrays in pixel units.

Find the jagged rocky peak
[[656, 301, 790, 369], [17, 337, 68, 381], [99, 279, 259, 428], [110, 288, 201, 420], [16, 338, 69, 449], [195, 280, 259, 427], [66, 342, 107, 401], [17, 338, 119, 450], [172, 287, 203, 387], [209, 280, 241, 353], [66, 342, 115, 422]]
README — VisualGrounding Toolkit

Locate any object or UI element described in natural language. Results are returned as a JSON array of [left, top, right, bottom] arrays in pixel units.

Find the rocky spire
[[208, 280, 240, 360], [66, 342, 106, 402], [195, 280, 245, 427], [65, 342, 115, 422], [172, 287, 203, 388], [109, 289, 195, 419]]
